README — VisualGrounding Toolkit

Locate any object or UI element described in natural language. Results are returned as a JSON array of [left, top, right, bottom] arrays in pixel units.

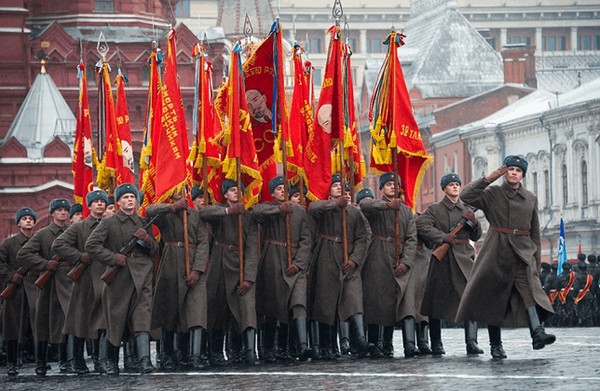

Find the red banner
[[342, 43, 364, 192], [305, 25, 344, 200], [115, 73, 135, 185], [369, 32, 433, 209], [72, 63, 94, 218]]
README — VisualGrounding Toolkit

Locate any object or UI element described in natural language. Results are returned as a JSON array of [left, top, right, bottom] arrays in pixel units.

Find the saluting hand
[[485, 165, 508, 183]]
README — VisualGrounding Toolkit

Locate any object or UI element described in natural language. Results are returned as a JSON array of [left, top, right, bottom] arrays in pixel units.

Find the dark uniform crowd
[[0, 155, 565, 377]]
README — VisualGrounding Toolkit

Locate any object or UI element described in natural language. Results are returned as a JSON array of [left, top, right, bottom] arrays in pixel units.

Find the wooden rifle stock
[[0, 265, 29, 300], [67, 259, 87, 282], [34, 255, 60, 289], [431, 208, 478, 262], [100, 215, 159, 285]]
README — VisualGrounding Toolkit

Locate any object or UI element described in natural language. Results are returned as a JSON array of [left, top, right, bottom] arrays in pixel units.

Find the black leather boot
[[123, 339, 137, 373], [58, 341, 68, 372], [67, 335, 89, 374], [382, 326, 394, 358], [429, 318, 445, 357], [416, 322, 432, 355], [350, 314, 371, 358], [159, 330, 176, 371], [6, 340, 18, 376], [209, 330, 227, 367], [95, 331, 107, 374], [295, 316, 312, 361], [402, 317, 419, 358], [136, 332, 155, 374], [189, 327, 208, 370], [527, 306, 556, 350], [465, 321, 484, 355], [262, 320, 277, 364], [367, 325, 384, 359], [488, 325, 507, 359], [276, 323, 292, 361], [35, 341, 48, 376], [309, 320, 321, 360], [243, 328, 260, 366], [339, 320, 351, 355], [105, 342, 120, 375]]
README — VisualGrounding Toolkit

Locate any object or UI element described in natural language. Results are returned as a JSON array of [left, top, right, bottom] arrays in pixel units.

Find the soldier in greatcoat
[[18, 198, 71, 376], [0, 207, 37, 376], [52, 190, 108, 374], [457, 156, 555, 359], [417, 173, 484, 357], [199, 179, 260, 366], [146, 192, 210, 370], [360, 173, 418, 358], [253, 176, 313, 363], [85, 183, 160, 375], [307, 174, 371, 359]]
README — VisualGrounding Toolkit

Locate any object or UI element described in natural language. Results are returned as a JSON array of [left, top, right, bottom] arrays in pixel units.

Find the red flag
[[115, 72, 135, 185], [241, 21, 286, 202], [369, 32, 433, 209], [305, 25, 344, 200], [188, 43, 223, 203], [139, 48, 162, 208], [287, 43, 312, 185], [72, 62, 94, 218], [95, 59, 121, 194], [153, 29, 190, 203], [218, 41, 262, 207]]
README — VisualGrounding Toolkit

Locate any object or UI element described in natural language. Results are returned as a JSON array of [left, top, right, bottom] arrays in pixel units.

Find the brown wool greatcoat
[[17, 222, 71, 343], [146, 204, 209, 332], [456, 178, 554, 327], [417, 196, 482, 321], [307, 201, 370, 326], [0, 232, 30, 341], [52, 216, 104, 339], [85, 211, 159, 346], [252, 201, 313, 324], [360, 198, 417, 326], [199, 204, 258, 333]]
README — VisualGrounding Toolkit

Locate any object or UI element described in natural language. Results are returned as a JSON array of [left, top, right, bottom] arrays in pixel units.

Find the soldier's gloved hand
[[185, 270, 201, 287], [237, 280, 253, 296], [342, 259, 357, 275], [171, 198, 188, 213], [463, 210, 477, 226], [336, 196, 348, 209], [484, 165, 508, 183], [133, 228, 150, 243], [394, 262, 409, 278], [442, 233, 456, 245], [279, 202, 292, 214], [285, 263, 300, 277], [10, 272, 23, 285], [115, 254, 127, 266], [385, 199, 402, 210], [79, 252, 91, 264], [45, 260, 59, 271], [227, 203, 245, 216]]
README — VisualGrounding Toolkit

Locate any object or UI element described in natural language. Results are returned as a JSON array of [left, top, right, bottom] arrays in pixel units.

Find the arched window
[[582, 160, 588, 206], [562, 164, 568, 205]]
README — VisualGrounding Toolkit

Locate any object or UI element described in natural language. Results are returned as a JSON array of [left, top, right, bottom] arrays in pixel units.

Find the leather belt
[[214, 240, 238, 252], [489, 225, 530, 236], [130, 251, 146, 258], [320, 234, 353, 244], [266, 239, 298, 248], [164, 241, 197, 249], [375, 235, 395, 243]]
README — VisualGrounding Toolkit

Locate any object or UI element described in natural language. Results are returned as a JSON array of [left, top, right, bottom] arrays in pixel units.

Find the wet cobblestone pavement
[[2, 327, 599, 390]]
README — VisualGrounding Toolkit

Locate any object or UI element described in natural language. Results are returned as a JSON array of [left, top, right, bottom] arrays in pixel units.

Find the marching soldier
[[416, 173, 484, 357], [199, 179, 260, 366], [573, 262, 594, 326], [51, 190, 108, 374], [85, 183, 160, 375], [457, 156, 555, 359], [253, 176, 313, 363], [307, 174, 371, 359], [18, 198, 71, 376], [0, 207, 37, 376], [360, 173, 418, 358], [146, 192, 210, 370]]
